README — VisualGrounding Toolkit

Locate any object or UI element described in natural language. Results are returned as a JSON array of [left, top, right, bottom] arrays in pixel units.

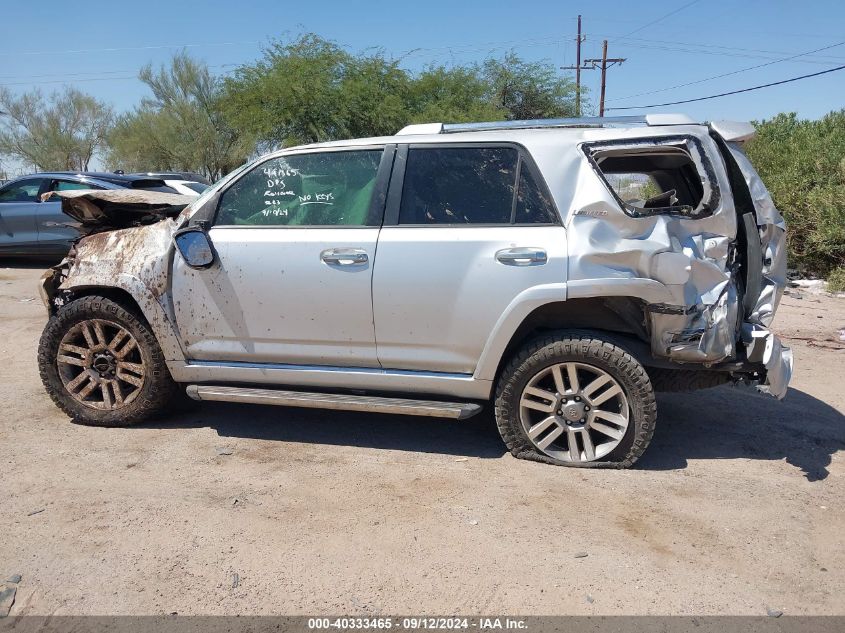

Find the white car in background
[[129, 172, 210, 196], [164, 180, 209, 195]]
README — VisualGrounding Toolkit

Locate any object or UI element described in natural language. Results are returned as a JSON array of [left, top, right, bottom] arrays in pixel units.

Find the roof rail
[[441, 116, 645, 133], [395, 114, 698, 136]]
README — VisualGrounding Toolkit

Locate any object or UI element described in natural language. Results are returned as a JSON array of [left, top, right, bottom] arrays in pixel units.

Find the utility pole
[[583, 40, 626, 117], [575, 15, 583, 116], [599, 40, 608, 117], [563, 21, 625, 118], [562, 15, 587, 116]]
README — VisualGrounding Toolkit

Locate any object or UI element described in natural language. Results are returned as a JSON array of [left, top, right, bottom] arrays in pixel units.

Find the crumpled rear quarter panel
[[525, 125, 791, 397], [555, 128, 738, 364]]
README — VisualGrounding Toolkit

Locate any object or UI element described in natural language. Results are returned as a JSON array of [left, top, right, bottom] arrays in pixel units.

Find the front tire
[[494, 332, 657, 468], [38, 296, 177, 426]]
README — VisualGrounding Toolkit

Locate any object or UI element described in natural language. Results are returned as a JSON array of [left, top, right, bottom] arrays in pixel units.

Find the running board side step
[[185, 385, 483, 420]]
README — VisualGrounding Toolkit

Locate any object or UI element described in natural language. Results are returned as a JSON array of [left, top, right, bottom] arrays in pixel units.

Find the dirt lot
[[1, 262, 843, 616]]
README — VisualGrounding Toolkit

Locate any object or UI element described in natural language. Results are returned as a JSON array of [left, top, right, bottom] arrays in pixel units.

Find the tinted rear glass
[[398, 147, 557, 225], [399, 147, 517, 224]]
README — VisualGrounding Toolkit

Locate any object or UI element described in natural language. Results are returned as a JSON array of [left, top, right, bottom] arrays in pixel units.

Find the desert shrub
[[827, 267, 845, 293], [745, 111, 845, 276]]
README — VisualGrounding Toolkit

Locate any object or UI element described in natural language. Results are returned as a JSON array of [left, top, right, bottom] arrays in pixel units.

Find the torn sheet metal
[[40, 218, 187, 363], [724, 143, 788, 327], [43, 189, 195, 234], [569, 130, 739, 364], [549, 124, 791, 397], [742, 323, 793, 399], [726, 142, 791, 398]]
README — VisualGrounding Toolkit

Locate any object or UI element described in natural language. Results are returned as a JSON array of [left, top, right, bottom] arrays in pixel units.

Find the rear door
[[0, 177, 48, 254], [372, 144, 568, 374], [172, 146, 392, 367]]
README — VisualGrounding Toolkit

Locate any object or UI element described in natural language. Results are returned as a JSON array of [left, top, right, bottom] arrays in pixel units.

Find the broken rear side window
[[585, 138, 717, 219]]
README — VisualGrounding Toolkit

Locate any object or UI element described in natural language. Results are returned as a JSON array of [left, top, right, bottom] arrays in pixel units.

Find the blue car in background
[[0, 172, 182, 258]]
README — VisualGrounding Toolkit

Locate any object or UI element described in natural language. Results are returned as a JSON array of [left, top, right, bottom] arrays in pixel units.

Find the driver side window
[[215, 149, 384, 227], [0, 178, 46, 202]]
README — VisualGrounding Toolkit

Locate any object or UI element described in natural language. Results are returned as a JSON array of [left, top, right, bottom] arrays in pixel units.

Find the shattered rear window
[[585, 137, 717, 219]]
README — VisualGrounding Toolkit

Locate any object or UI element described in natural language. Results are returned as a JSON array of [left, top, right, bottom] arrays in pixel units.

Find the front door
[[172, 147, 390, 367]]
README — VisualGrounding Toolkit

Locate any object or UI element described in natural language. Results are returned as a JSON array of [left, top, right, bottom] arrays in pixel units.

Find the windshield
[[185, 159, 259, 214]]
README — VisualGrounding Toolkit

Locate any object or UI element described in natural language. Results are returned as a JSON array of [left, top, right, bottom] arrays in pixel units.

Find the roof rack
[[395, 114, 698, 136]]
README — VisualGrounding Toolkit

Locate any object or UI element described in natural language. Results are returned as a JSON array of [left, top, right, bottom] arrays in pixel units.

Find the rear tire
[[38, 296, 177, 426], [494, 331, 657, 468]]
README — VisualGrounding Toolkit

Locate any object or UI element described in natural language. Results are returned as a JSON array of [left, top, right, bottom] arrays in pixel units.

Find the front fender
[[48, 220, 187, 363]]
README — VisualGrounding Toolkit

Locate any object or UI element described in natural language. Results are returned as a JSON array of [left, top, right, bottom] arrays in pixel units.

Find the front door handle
[[320, 248, 369, 266], [495, 247, 547, 266]]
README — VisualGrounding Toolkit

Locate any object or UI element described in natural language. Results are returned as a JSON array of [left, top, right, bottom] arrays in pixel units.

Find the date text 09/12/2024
[[307, 618, 528, 630]]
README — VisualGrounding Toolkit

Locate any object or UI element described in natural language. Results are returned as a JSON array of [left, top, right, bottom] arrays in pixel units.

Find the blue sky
[[1, 0, 844, 123]]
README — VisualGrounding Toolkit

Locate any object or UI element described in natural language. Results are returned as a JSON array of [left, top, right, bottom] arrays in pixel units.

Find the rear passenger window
[[515, 162, 557, 224], [399, 147, 556, 225], [216, 150, 383, 226]]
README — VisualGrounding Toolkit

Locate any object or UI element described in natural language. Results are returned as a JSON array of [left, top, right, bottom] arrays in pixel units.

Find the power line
[[610, 36, 845, 62], [607, 39, 845, 102], [0, 40, 263, 58], [2, 28, 842, 81], [0, 65, 237, 87], [0, 76, 138, 87], [0, 64, 238, 82], [606, 63, 845, 110], [2, 25, 843, 91], [609, 40, 844, 65], [610, 0, 702, 42]]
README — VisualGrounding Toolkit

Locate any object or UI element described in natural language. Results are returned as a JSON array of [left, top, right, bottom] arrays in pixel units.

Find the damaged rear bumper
[[742, 324, 793, 399], [646, 297, 793, 400]]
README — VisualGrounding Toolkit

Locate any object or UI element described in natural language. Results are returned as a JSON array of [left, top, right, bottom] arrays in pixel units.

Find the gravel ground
[[1, 262, 843, 616]]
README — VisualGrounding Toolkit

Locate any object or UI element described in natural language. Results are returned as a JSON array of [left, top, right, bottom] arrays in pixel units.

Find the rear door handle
[[320, 248, 369, 266], [495, 247, 547, 266]]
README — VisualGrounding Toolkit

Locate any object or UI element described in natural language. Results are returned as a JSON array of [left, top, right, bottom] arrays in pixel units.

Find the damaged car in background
[[0, 171, 193, 258], [36, 114, 792, 468]]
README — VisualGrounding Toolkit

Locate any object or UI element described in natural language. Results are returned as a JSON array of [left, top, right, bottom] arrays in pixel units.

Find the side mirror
[[174, 226, 215, 269]]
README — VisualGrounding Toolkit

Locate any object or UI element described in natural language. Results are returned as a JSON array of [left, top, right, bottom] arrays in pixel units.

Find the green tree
[[745, 110, 845, 275], [108, 52, 251, 179], [408, 65, 503, 123], [221, 34, 581, 148], [482, 53, 578, 120], [0, 87, 113, 171], [222, 35, 410, 148]]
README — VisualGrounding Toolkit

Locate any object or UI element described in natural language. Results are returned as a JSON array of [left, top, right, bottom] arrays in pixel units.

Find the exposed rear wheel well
[[494, 297, 651, 381]]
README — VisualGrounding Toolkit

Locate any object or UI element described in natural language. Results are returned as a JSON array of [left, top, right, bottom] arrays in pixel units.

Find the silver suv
[[36, 115, 792, 468]]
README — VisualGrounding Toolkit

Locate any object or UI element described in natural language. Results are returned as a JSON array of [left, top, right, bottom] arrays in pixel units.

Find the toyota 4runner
[[37, 114, 793, 468]]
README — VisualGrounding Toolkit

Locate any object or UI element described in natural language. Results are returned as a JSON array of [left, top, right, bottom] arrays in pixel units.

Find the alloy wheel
[[56, 319, 146, 410], [519, 362, 630, 462]]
